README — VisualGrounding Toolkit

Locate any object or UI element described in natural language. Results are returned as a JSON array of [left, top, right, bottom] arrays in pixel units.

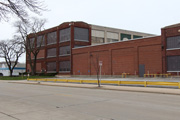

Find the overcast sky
[[1, 0, 180, 62]]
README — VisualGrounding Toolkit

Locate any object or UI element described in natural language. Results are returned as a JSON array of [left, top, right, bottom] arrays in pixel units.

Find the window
[[74, 45, 86, 48], [59, 61, 71, 72], [28, 38, 35, 49], [107, 38, 118, 43], [74, 27, 89, 41], [47, 31, 57, 45], [121, 33, 131, 41], [59, 27, 71, 42], [133, 35, 142, 39], [37, 35, 45, 47], [59, 46, 70, 55], [167, 36, 180, 49], [47, 48, 56, 57], [92, 30, 104, 38], [47, 62, 56, 72], [92, 36, 104, 44], [167, 56, 180, 71]]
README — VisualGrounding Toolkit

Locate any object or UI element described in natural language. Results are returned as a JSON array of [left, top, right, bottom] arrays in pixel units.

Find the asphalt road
[[0, 81, 180, 120]]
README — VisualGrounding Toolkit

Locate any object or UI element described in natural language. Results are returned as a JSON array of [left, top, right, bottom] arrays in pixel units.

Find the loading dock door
[[139, 64, 145, 77]]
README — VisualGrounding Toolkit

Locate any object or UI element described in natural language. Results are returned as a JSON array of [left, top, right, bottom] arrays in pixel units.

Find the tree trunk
[[10, 70, 13, 77]]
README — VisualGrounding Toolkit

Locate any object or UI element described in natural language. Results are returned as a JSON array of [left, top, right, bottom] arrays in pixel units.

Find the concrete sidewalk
[[9, 80, 180, 95]]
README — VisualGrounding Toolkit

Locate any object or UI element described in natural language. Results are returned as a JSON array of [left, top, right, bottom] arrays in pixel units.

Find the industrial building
[[26, 21, 180, 76], [0, 62, 25, 76]]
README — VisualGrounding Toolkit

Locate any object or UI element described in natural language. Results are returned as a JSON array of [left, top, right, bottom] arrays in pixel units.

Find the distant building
[[0, 62, 25, 76]]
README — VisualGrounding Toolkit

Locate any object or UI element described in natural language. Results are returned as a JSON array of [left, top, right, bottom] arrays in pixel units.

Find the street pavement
[[0, 80, 180, 120]]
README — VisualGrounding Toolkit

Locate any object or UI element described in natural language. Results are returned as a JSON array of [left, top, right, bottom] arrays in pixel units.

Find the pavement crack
[[57, 99, 111, 109], [0, 111, 20, 120]]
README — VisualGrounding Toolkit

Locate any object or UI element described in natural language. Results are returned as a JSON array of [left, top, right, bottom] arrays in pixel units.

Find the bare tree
[[91, 54, 101, 87], [0, 39, 25, 76], [14, 17, 46, 75], [0, 0, 46, 22]]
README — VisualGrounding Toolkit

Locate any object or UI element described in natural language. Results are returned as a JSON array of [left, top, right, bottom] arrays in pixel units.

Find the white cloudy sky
[[0, 0, 180, 62]]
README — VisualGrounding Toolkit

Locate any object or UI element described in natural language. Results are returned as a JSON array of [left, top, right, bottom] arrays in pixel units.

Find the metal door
[[139, 64, 145, 77]]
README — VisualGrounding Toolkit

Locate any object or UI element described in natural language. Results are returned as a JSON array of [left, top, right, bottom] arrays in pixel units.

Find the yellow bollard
[[80, 80, 83, 84], [118, 81, 121, 86], [144, 81, 147, 87]]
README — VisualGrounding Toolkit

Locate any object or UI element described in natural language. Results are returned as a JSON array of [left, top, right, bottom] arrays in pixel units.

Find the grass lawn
[[0, 76, 55, 80]]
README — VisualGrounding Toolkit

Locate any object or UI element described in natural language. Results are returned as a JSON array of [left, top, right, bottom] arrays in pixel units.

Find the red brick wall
[[36, 63, 41, 72], [72, 36, 163, 76], [138, 45, 162, 74], [73, 53, 89, 75], [37, 49, 45, 59], [90, 51, 110, 75], [112, 48, 135, 75]]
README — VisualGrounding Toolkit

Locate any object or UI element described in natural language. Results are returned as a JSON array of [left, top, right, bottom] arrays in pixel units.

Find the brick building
[[26, 22, 180, 76], [26, 21, 154, 75]]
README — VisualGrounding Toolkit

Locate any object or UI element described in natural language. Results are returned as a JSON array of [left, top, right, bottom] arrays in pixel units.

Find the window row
[[35, 45, 85, 59], [28, 27, 89, 47], [47, 61, 71, 72], [47, 46, 71, 57]]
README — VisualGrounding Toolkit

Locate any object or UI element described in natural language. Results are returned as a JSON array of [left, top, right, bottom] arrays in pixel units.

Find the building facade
[[72, 23, 180, 76], [26, 21, 180, 76], [0, 62, 25, 76], [26, 21, 154, 75]]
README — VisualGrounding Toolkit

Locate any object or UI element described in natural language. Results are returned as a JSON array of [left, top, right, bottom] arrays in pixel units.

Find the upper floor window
[[28, 38, 35, 49], [59, 46, 70, 56], [47, 48, 56, 57], [74, 27, 89, 42], [92, 36, 104, 44], [167, 36, 180, 49], [121, 33, 131, 41], [47, 31, 57, 45], [59, 27, 71, 42], [133, 35, 143, 39], [107, 38, 118, 43], [37, 35, 45, 47]]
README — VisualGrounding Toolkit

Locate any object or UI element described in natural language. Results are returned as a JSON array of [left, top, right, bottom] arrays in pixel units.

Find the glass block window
[[107, 38, 119, 43], [47, 31, 57, 45], [59, 27, 71, 42], [37, 35, 45, 47], [59, 61, 71, 72], [133, 35, 142, 39], [167, 56, 180, 71], [47, 48, 56, 57], [121, 33, 131, 41], [92, 36, 104, 44], [74, 27, 89, 41], [59, 46, 70, 55], [167, 36, 180, 49], [107, 32, 118, 39], [47, 62, 56, 72]]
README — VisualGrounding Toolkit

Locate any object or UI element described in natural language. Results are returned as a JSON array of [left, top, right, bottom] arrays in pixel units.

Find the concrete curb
[[9, 81, 180, 95]]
